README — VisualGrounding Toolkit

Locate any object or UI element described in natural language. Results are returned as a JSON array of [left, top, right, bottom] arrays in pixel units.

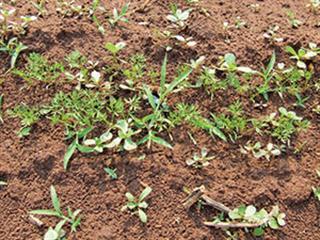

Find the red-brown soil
[[0, 0, 320, 240]]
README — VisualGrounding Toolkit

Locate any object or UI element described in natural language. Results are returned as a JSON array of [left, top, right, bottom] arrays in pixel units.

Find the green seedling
[[174, 35, 197, 48], [7, 104, 41, 137], [32, 0, 48, 16], [234, 16, 246, 29], [63, 127, 94, 170], [186, 148, 214, 168], [263, 25, 283, 43], [212, 205, 285, 237], [0, 94, 3, 124], [83, 119, 140, 152], [312, 170, 320, 201], [0, 37, 28, 69], [211, 101, 248, 142], [56, 0, 85, 17], [287, 11, 302, 28], [122, 186, 152, 223], [307, 0, 320, 13], [104, 167, 117, 180], [255, 51, 276, 101], [241, 142, 283, 161], [270, 107, 309, 144], [166, 4, 191, 27], [0, 180, 7, 186], [217, 53, 256, 74], [108, 3, 129, 27], [30, 186, 82, 239], [13, 53, 64, 84], [0, 7, 37, 39], [285, 43, 320, 69]]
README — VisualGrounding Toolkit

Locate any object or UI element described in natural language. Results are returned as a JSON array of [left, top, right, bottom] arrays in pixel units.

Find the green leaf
[[125, 192, 135, 202], [104, 167, 118, 180], [285, 46, 297, 56], [64, 139, 77, 170], [77, 144, 95, 153], [160, 53, 168, 97], [77, 127, 93, 139], [269, 217, 280, 229], [143, 85, 156, 109], [244, 205, 257, 218], [139, 187, 152, 201], [164, 68, 193, 97], [150, 135, 173, 149], [105, 42, 117, 55], [50, 186, 61, 214], [29, 209, 60, 217], [44, 227, 59, 240], [253, 227, 264, 237], [266, 51, 276, 77], [124, 138, 137, 151], [138, 209, 148, 223]]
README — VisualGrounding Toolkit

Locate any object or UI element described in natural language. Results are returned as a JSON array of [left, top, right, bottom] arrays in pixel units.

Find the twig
[[204, 220, 267, 229]]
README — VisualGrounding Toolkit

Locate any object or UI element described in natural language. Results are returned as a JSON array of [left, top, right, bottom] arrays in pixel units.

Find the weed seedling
[[104, 167, 117, 180], [285, 43, 320, 69], [263, 25, 283, 43], [32, 0, 48, 16], [241, 142, 283, 161], [30, 186, 82, 238], [13, 53, 64, 84], [0, 37, 28, 69], [186, 148, 214, 168], [108, 3, 129, 27], [166, 4, 191, 28], [287, 11, 302, 28], [0, 94, 3, 124], [307, 0, 320, 13], [212, 205, 285, 237], [122, 186, 152, 223], [7, 104, 41, 137]]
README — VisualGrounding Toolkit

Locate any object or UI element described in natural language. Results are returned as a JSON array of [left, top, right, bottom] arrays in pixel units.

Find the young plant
[[267, 107, 310, 144], [186, 148, 214, 168], [312, 170, 320, 201], [0, 37, 28, 69], [83, 119, 140, 152], [13, 53, 64, 84], [32, 0, 48, 16], [105, 41, 126, 63], [287, 11, 302, 28], [104, 167, 117, 180], [263, 25, 284, 43], [255, 51, 276, 101], [212, 205, 285, 237], [108, 3, 129, 27], [241, 142, 283, 161], [307, 0, 320, 13], [285, 43, 320, 69], [30, 186, 82, 239], [174, 35, 197, 48], [0, 180, 7, 186], [166, 4, 191, 28], [217, 53, 256, 74], [0, 94, 3, 124], [7, 104, 41, 137], [121, 186, 152, 223]]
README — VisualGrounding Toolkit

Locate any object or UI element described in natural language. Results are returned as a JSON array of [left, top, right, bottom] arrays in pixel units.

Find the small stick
[[182, 185, 205, 209], [204, 221, 267, 229], [201, 194, 231, 213]]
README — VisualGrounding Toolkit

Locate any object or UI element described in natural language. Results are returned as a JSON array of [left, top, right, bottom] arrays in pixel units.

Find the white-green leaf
[[50, 186, 61, 214], [44, 228, 59, 240], [64, 140, 77, 170], [138, 209, 148, 223], [124, 138, 137, 151], [139, 186, 152, 201]]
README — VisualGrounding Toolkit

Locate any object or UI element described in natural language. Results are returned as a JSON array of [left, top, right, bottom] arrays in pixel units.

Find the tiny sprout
[[241, 142, 283, 161], [174, 35, 197, 47], [307, 0, 320, 13], [287, 11, 302, 28], [186, 148, 214, 168], [166, 4, 191, 27], [0, 37, 28, 69], [122, 186, 152, 223], [285, 44, 320, 69], [104, 167, 118, 180], [263, 25, 283, 43], [30, 186, 82, 239], [105, 41, 126, 56], [108, 3, 129, 27]]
